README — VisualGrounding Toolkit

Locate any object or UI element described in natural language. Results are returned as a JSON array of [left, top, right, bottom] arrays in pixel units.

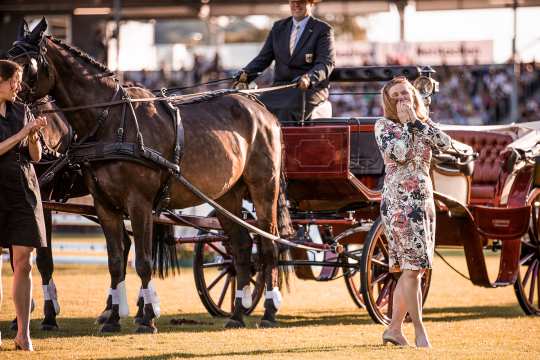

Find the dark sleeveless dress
[[0, 101, 46, 248]]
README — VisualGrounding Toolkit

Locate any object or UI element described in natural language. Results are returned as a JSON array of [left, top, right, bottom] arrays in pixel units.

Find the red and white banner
[[335, 40, 493, 66]]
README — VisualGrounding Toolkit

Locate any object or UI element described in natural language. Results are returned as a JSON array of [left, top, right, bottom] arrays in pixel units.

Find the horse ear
[[28, 17, 48, 44]]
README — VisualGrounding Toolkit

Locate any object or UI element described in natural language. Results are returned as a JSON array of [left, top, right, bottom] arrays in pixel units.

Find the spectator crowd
[[124, 59, 540, 125]]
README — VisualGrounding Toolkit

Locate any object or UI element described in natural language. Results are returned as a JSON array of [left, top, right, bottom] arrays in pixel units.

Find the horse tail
[[277, 142, 295, 291], [152, 223, 180, 279], [277, 149, 294, 238]]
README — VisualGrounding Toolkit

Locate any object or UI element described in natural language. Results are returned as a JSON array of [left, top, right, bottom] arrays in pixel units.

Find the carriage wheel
[[514, 194, 540, 315], [360, 218, 432, 325], [343, 243, 365, 308], [338, 225, 367, 308], [193, 209, 264, 318]]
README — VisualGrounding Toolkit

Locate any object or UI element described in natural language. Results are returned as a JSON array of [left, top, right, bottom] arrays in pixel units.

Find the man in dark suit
[[234, 0, 335, 123]]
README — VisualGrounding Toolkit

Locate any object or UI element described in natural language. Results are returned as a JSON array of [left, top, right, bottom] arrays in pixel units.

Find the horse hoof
[[41, 323, 59, 331], [258, 319, 278, 328], [136, 325, 158, 334], [100, 323, 122, 333], [224, 319, 246, 329], [96, 310, 112, 325], [133, 317, 143, 325]]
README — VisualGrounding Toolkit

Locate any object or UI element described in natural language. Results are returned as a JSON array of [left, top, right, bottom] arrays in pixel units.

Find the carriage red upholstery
[[446, 130, 515, 205]]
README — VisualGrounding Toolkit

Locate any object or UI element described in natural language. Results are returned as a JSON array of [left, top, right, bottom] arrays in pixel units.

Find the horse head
[[7, 17, 54, 103]]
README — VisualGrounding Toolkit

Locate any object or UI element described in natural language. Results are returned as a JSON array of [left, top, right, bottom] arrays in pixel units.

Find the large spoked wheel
[[343, 243, 365, 308], [193, 209, 264, 317], [514, 193, 540, 315], [360, 218, 432, 325], [340, 226, 368, 309]]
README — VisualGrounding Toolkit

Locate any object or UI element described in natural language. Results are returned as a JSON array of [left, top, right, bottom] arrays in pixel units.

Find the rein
[[33, 83, 298, 115]]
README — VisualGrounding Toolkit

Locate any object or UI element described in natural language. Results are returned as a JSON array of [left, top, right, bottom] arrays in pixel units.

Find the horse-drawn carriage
[[7, 19, 540, 332], [188, 66, 540, 325]]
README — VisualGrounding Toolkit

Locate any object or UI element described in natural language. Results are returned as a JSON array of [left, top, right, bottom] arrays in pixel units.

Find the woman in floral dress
[[374, 76, 452, 348]]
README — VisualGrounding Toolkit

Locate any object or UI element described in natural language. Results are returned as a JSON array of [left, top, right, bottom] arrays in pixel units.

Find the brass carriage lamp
[[414, 66, 439, 108]]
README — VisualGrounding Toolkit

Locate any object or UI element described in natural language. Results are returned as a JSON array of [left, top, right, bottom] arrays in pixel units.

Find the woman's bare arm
[[0, 128, 28, 156], [28, 131, 42, 162]]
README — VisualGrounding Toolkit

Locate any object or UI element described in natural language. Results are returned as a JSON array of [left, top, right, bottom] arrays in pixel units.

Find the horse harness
[[38, 83, 184, 213]]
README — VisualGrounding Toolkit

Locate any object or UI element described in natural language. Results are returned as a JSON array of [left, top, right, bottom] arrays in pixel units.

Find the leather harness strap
[[38, 83, 185, 213]]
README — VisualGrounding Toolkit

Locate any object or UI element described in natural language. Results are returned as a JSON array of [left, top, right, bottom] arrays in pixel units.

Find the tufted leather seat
[[445, 131, 515, 205]]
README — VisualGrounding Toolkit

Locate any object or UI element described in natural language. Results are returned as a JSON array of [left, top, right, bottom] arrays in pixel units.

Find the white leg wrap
[[110, 288, 120, 305], [265, 287, 282, 310], [42, 279, 60, 314], [235, 285, 252, 309], [142, 280, 160, 318], [117, 281, 129, 318]]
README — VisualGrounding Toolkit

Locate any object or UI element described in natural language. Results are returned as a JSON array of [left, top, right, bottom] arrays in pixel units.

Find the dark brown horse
[[10, 18, 293, 333]]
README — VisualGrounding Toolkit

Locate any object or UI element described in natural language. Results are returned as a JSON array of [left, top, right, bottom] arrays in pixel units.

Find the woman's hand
[[23, 115, 48, 136], [397, 100, 420, 125]]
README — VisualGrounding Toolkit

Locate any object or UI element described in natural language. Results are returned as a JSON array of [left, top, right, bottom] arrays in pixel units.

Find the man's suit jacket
[[243, 16, 336, 106]]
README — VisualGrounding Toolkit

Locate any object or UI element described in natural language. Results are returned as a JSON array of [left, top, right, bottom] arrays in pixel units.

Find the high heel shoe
[[415, 337, 431, 348], [382, 330, 410, 346], [14, 339, 34, 351]]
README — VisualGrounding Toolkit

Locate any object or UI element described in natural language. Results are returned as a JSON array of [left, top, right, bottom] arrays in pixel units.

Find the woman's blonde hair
[[381, 76, 428, 122]]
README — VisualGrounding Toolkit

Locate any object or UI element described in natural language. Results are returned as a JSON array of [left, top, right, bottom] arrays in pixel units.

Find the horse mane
[[46, 35, 113, 75]]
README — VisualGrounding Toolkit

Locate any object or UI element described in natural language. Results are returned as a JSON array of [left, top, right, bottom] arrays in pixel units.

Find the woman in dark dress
[[0, 60, 48, 351]]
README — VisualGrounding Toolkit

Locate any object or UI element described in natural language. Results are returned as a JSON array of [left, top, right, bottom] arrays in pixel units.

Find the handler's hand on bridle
[[25, 115, 48, 137]]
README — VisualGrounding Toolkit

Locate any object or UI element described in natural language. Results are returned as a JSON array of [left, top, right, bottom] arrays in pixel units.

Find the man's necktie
[[290, 24, 300, 55]]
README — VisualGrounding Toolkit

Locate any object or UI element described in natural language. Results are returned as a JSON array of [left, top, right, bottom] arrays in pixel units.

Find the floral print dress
[[374, 117, 451, 272]]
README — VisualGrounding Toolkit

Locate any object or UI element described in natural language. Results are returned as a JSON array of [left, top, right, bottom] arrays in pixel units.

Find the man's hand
[[233, 70, 249, 90], [296, 74, 311, 90]]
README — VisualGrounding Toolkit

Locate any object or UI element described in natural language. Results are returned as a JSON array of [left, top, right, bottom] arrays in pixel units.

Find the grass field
[[1, 244, 540, 359]]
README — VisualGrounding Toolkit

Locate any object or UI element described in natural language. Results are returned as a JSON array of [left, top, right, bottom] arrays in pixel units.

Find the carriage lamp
[[413, 76, 438, 98], [413, 75, 439, 108]]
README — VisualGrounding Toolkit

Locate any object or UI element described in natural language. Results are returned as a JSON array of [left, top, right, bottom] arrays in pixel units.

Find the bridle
[[6, 38, 51, 101]]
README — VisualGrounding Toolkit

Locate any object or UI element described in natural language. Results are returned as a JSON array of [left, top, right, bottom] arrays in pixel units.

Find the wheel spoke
[[377, 240, 389, 257], [529, 261, 538, 305], [376, 278, 392, 306], [207, 268, 229, 291], [371, 258, 389, 268], [203, 259, 233, 268], [372, 272, 389, 285], [522, 240, 537, 249], [207, 243, 229, 258], [520, 252, 535, 266], [217, 274, 231, 308], [523, 259, 537, 289]]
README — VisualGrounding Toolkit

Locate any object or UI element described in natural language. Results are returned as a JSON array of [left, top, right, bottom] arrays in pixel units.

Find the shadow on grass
[[97, 344, 387, 360], [0, 312, 374, 339], [424, 304, 525, 322], [0, 304, 529, 340]]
